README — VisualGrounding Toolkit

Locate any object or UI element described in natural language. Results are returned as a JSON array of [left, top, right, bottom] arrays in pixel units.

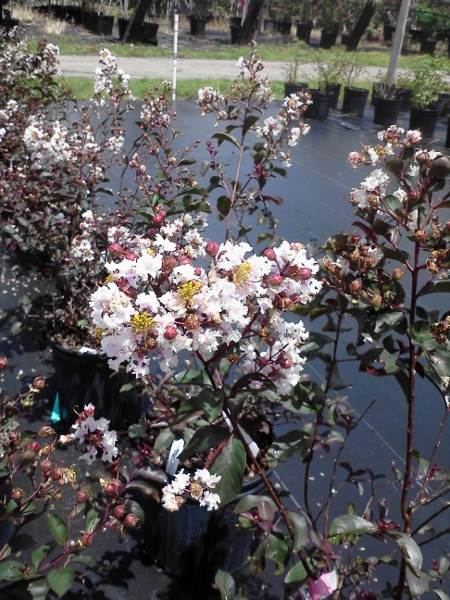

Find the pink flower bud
[[267, 274, 284, 287], [164, 326, 178, 340], [178, 255, 192, 265], [348, 151, 361, 165], [263, 248, 276, 261], [153, 213, 165, 225], [109, 243, 124, 256], [205, 241, 219, 257], [124, 251, 138, 260], [0, 356, 7, 370], [194, 267, 202, 276], [278, 355, 292, 369], [298, 267, 312, 281]]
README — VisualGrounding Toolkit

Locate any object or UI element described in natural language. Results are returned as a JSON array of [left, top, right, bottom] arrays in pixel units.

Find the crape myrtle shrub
[[0, 26, 449, 600]]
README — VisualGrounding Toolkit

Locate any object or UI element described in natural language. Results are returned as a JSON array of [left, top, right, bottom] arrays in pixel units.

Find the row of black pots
[[118, 18, 159, 44], [0, 18, 19, 30], [82, 12, 114, 36], [284, 82, 341, 119]]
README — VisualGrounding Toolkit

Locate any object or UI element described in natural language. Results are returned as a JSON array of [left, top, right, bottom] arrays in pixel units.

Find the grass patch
[[62, 76, 286, 100], [30, 35, 450, 72], [61, 77, 374, 101]]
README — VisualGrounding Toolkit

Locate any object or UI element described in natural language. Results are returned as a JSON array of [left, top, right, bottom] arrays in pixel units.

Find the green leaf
[[409, 322, 439, 351], [374, 311, 405, 335], [217, 195, 231, 218], [234, 494, 276, 514], [266, 534, 288, 574], [212, 132, 240, 148], [47, 514, 68, 546], [418, 279, 450, 297], [394, 533, 423, 574], [85, 508, 100, 533], [31, 545, 50, 571], [28, 580, 50, 600], [47, 567, 74, 598], [284, 560, 307, 584], [73, 554, 96, 567], [243, 115, 259, 136], [406, 567, 429, 596], [329, 514, 377, 537], [0, 560, 24, 581], [179, 426, 229, 460], [214, 569, 236, 600], [211, 437, 246, 505], [288, 512, 309, 551], [433, 591, 450, 600]]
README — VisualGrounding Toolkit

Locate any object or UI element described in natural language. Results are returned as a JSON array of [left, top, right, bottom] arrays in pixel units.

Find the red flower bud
[[278, 356, 293, 369], [40, 459, 52, 473], [263, 248, 276, 261], [109, 243, 124, 256], [28, 441, 41, 453], [164, 326, 178, 340], [194, 267, 202, 276], [0, 356, 7, 370], [297, 267, 312, 281], [114, 504, 126, 520], [52, 467, 63, 481], [205, 241, 219, 257], [153, 212, 165, 225], [267, 274, 284, 287], [124, 251, 138, 261], [124, 513, 139, 528]]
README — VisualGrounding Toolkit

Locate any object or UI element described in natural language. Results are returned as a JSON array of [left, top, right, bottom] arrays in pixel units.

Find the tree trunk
[[237, 0, 266, 44], [123, 0, 153, 42], [345, 1, 376, 50]]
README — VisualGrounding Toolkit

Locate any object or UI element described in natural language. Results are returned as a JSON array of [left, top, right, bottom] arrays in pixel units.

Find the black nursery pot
[[383, 23, 395, 42], [439, 91, 450, 116], [82, 10, 96, 32], [118, 17, 129, 40], [137, 475, 267, 581], [420, 38, 437, 55], [398, 88, 412, 111], [445, 116, 450, 148], [342, 86, 369, 117], [306, 89, 331, 119], [277, 20, 292, 36], [263, 18, 277, 34], [373, 96, 402, 127], [296, 21, 312, 43], [190, 16, 206, 36], [409, 106, 441, 138], [410, 28, 423, 43], [284, 82, 309, 97], [320, 25, 339, 49], [230, 17, 241, 45], [51, 343, 142, 429], [0, 18, 19, 30], [325, 82, 341, 109], [96, 14, 114, 36]]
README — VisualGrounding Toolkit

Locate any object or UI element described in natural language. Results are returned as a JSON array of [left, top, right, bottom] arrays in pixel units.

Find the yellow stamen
[[178, 280, 203, 307], [131, 312, 156, 333], [233, 261, 252, 286]]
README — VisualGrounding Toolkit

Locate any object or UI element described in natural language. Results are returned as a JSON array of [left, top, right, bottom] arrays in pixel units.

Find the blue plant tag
[[50, 392, 67, 423]]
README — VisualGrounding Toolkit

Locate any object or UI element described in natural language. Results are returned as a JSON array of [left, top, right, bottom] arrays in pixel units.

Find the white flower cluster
[[0, 35, 60, 86], [94, 48, 132, 104], [70, 404, 118, 464], [347, 126, 423, 169], [351, 168, 390, 210], [0, 99, 18, 142], [140, 83, 174, 129], [89, 219, 321, 392], [197, 86, 226, 115], [23, 116, 101, 170], [70, 210, 99, 262], [161, 468, 221, 512]]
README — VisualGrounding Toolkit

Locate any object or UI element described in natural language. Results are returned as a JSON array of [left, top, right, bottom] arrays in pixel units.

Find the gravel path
[[59, 55, 408, 81]]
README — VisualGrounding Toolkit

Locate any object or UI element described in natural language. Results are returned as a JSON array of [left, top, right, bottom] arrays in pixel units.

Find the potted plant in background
[[341, 58, 368, 116], [284, 52, 309, 97], [296, 0, 313, 43], [413, 0, 440, 54], [315, 54, 343, 109], [409, 60, 443, 137], [188, 0, 210, 36], [372, 78, 402, 127], [274, 0, 294, 36], [319, 0, 340, 48], [263, 7, 278, 33]]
